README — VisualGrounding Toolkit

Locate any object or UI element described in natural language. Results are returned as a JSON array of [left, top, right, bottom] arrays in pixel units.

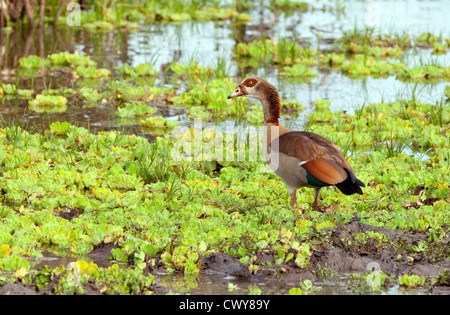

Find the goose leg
[[313, 188, 321, 208], [290, 192, 297, 205]]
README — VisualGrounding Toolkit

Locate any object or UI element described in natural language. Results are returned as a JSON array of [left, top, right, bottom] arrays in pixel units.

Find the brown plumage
[[253, 80, 280, 124], [228, 76, 365, 208]]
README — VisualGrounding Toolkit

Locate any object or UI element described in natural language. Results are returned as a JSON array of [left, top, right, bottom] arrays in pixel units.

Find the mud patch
[[313, 221, 450, 277], [201, 253, 251, 278], [87, 242, 120, 268], [188, 221, 450, 294], [0, 283, 39, 295], [2, 222, 448, 295], [53, 206, 83, 221]]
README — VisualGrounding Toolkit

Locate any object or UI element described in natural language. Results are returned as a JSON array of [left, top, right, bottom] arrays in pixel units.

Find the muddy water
[[24, 221, 449, 295]]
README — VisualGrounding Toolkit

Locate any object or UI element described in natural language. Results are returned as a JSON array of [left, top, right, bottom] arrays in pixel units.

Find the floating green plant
[[233, 38, 314, 67], [172, 77, 247, 119], [397, 274, 426, 288], [415, 32, 441, 46], [19, 55, 49, 69], [116, 102, 157, 118], [270, 0, 308, 13], [140, 116, 178, 133], [75, 66, 111, 79], [117, 63, 158, 77], [432, 43, 448, 55], [0, 82, 18, 96], [48, 52, 97, 68], [52, 0, 251, 29], [281, 63, 318, 79], [397, 64, 450, 82], [0, 103, 448, 294], [28, 94, 68, 113]]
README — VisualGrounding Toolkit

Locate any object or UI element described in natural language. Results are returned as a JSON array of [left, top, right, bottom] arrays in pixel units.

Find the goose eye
[[245, 79, 256, 87]]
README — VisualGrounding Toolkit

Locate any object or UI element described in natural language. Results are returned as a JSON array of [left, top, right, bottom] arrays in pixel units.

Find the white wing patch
[[298, 161, 307, 167]]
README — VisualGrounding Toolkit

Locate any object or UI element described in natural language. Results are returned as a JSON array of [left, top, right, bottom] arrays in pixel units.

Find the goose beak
[[228, 85, 244, 99], [228, 91, 243, 99]]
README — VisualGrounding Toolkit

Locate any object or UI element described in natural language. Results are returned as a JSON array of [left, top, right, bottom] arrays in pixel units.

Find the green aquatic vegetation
[[309, 100, 449, 207], [306, 99, 333, 123], [78, 87, 104, 104], [57, 0, 251, 28], [172, 77, 247, 119], [109, 80, 173, 102], [342, 42, 403, 59], [168, 61, 216, 87], [115, 102, 157, 118], [397, 64, 450, 81], [339, 55, 403, 78], [0, 82, 18, 95], [313, 99, 331, 111], [186, 106, 213, 120], [140, 116, 179, 133], [0, 244, 12, 258], [323, 29, 450, 82], [270, 0, 308, 12], [50, 121, 72, 135], [397, 274, 426, 288], [0, 89, 449, 294], [445, 85, 450, 99], [415, 32, 441, 46], [117, 63, 158, 77], [27, 261, 154, 295], [83, 20, 116, 31], [148, 3, 251, 23], [369, 62, 399, 77], [334, 55, 450, 82], [281, 63, 318, 79], [19, 55, 49, 69], [48, 52, 97, 68], [75, 66, 111, 80], [42, 88, 77, 97], [281, 99, 304, 112], [246, 106, 264, 126], [17, 89, 34, 100], [337, 27, 412, 52], [161, 246, 201, 274], [233, 39, 314, 67], [355, 231, 390, 249], [432, 43, 448, 55], [131, 138, 177, 184], [341, 59, 371, 77], [319, 53, 346, 67], [28, 94, 68, 113]]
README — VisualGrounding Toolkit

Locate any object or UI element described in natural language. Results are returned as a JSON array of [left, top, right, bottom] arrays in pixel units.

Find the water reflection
[[0, 1, 448, 132]]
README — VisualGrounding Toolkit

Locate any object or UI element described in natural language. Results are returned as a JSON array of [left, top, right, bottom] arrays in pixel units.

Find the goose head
[[228, 76, 280, 124]]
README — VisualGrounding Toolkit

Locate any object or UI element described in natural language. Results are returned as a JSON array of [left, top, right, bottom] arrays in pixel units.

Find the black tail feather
[[336, 169, 365, 195]]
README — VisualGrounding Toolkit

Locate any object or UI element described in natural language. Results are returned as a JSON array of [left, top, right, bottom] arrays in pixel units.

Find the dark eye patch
[[244, 78, 257, 87]]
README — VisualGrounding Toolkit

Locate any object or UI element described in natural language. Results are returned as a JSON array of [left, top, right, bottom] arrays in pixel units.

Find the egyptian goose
[[228, 76, 365, 208]]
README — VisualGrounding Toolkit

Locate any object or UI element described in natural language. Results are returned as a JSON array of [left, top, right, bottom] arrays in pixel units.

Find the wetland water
[[0, 0, 449, 295], [1, 0, 448, 131]]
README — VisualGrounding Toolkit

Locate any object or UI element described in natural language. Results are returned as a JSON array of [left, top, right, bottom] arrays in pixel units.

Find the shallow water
[[27, 252, 438, 295], [0, 0, 448, 133], [1, 0, 449, 295]]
